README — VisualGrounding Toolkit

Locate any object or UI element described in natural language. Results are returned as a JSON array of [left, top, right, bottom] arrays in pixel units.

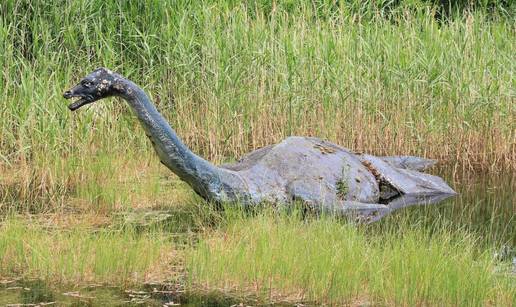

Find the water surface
[[0, 279, 250, 306], [413, 171, 515, 246]]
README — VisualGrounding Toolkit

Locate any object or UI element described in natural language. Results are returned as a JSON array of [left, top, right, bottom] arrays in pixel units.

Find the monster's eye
[[82, 80, 93, 88]]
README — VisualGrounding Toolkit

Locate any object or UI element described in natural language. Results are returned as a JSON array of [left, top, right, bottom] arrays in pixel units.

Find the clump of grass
[[0, 152, 176, 213], [0, 217, 177, 285], [188, 209, 515, 305]]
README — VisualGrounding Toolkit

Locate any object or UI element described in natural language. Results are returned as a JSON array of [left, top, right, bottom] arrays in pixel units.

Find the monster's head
[[63, 67, 125, 111]]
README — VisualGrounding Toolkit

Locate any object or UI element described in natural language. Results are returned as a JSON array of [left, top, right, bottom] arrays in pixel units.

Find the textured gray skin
[[64, 68, 457, 222]]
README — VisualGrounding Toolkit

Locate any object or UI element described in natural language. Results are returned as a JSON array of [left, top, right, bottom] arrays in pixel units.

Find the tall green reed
[[0, 1, 514, 212]]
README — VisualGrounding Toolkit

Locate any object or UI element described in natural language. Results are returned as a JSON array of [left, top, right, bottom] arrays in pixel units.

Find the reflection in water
[[18, 280, 54, 304], [450, 172, 515, 246], [387, 171, 515, 246]]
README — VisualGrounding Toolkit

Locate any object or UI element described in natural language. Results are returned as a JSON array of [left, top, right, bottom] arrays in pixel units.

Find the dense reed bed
[[1, 1, 515, 212]]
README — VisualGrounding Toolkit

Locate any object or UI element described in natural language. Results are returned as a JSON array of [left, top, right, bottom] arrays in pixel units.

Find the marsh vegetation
[[0, 0, 515, 305]]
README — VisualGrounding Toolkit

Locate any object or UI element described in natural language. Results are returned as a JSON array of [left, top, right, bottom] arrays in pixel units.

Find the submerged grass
[[188, 209, 515, 306]]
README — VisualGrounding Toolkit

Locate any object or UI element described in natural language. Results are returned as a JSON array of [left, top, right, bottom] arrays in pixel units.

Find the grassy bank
[[0, 209, 513, 306], [1, 2, 514, 208], [188, 209, 515, 306]]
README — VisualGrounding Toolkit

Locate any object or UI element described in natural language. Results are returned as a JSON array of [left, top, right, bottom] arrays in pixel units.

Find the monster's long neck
[[119, 80, 223, 199]]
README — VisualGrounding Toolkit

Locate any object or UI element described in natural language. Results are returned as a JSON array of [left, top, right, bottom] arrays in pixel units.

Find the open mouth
[[63, 92, 94, 111]]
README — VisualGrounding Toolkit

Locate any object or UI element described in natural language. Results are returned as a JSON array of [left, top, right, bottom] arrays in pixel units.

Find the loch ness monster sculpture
[[64, 68, 456, 222]]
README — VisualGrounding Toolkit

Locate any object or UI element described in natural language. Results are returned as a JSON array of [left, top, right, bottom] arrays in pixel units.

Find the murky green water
[[407, 171, 515, 246], [0, 279, 250, 306], [0, 172, 514, 306]]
